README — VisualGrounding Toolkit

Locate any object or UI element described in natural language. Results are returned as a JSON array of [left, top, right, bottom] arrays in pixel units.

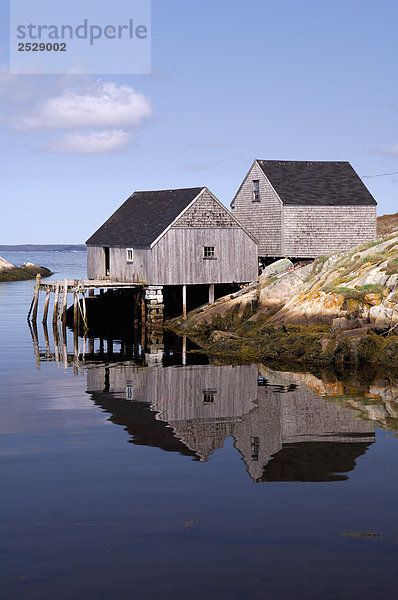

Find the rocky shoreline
[[167, 232, 398, 369], [0, 257, 52, 282]]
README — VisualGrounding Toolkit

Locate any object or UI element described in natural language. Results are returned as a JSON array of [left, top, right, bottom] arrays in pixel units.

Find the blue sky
[[0, 0, 397, 243]]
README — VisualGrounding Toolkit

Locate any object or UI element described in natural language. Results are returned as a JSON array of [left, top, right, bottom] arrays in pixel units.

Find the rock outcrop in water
[[0, 257, 52, 282], [168, 232, 398, 368]]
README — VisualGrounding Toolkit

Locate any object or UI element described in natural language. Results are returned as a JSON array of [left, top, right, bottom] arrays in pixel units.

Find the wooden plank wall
[[87, 245, 151, 283], [151, 227, 257, 285]]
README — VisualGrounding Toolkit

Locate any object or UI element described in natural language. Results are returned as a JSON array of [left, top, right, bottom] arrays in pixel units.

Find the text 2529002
[[18, 43, 66, 51]]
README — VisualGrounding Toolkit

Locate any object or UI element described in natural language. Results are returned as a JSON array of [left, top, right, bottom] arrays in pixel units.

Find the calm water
[[1, 252, 398, 599]]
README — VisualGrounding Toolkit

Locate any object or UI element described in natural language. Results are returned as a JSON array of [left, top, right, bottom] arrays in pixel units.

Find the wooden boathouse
[[231, 160, 377, 263], [27, 187, 257, 337], [85, 186, 258, 318]]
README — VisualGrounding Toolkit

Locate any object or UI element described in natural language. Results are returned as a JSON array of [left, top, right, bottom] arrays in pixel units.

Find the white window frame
[[203, 245, 216, 259], [126, 248, 134, 263]]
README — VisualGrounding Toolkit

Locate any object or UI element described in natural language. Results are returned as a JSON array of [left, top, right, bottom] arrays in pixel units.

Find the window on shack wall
[[203, 246, 216, 259]]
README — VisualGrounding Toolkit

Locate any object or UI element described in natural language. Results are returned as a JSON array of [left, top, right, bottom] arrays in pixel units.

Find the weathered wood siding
[[283, 206, 377, 257], [175, 189, 239, 228], [151, 228, 257, 285], [87, 245, 105, 279], [148, 190, 257, 285], [231, 162, 283, 257], [87, 244, 151, 282]]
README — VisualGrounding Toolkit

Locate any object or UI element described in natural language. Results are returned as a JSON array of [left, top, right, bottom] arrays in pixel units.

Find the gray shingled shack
[[230, 160, 377, 260], [86, 187, 258, 299]]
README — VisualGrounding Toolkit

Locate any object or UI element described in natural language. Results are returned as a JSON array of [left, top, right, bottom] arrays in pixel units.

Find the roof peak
[[256, 159, 351, 165], [132, 186, 205, 194]]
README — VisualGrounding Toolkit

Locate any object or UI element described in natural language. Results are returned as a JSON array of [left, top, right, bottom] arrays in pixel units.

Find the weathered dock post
[[30, 274, 41, 322], [73, 279, 79, 332], [80, 279, 87, 331], [182, 285, 187, 318], [42, 289, 50, 324], [53, 282, 60, 327], [61, 279, 68, 328], [209, 283, 215, 304]]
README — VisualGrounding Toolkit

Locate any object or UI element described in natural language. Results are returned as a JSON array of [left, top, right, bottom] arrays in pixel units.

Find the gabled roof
[[255, 160, 377, 206], [86, 187, 205, 247]]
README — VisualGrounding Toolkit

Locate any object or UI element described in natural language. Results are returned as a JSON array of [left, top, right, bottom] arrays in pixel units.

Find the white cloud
[[15, 81, 151, 131], [368, 144, 398, 157], [40, 129, 132, 155], [0, 69, 151, 155]]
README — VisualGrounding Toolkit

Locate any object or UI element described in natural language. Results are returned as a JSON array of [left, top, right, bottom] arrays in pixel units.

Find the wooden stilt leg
[[73, 279, 78, 332], [182, 285, 187, 318], [209, 283, 215, 304], [42, 289, 50, 324], [62, 279, 68, 327], [31, 275, 41, 322], [53, 282, 60, 326]]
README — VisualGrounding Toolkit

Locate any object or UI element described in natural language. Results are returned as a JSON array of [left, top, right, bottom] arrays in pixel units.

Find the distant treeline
[[0, 244, 87, 252]]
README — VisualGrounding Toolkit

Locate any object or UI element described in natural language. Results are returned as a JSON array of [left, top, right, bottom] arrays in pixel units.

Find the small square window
[[251, 436, 259, 461], [203, 390, 216, 404], [126, 248, 134, 262], [252, 180, 260, 201], [203, 246, 216, 259]]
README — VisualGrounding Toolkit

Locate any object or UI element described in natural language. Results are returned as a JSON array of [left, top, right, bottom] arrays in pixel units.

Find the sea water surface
[[1, 251, 398, 600]]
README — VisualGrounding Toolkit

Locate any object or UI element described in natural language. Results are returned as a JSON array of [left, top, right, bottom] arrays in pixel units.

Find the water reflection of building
[[86, 363, 375, 482]]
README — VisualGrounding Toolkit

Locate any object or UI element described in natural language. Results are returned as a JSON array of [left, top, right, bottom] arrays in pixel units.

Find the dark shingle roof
[[86, 187, 205, 246], [256, 160, 377, 206]]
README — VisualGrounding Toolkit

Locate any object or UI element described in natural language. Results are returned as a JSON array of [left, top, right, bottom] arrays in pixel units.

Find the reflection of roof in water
[[91, 392, 200, 460], [257, 439, 373, 482], [86, 362, 376, 481]]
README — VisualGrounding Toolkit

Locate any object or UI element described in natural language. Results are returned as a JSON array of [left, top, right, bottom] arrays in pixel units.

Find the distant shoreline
[[0, 245, 86, 252]]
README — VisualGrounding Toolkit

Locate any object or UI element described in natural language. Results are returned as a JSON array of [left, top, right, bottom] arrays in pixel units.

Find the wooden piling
[[73, 279, 78, 332], [209, 283, 215, 304], [53, 282, 60, 326], [42, 289, 50, 324], [61, 279, 68, 327], [31, 275, 41, 322], [182, 284, 187, 318]]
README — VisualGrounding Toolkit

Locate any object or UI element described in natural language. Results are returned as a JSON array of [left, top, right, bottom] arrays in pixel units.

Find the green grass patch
[[323, 284, 384, 300]]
